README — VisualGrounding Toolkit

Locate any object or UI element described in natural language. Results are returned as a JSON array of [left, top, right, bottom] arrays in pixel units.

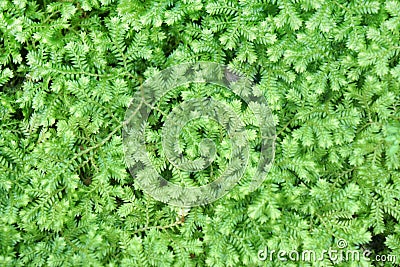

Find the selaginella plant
[[0, 0, 399, 266]]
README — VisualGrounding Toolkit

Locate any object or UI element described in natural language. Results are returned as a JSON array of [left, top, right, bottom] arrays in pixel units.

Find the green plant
[[0, 0, 399, 266]]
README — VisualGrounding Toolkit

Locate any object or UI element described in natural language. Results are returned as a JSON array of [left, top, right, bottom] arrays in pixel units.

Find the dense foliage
[[1, 0, 399, 266]]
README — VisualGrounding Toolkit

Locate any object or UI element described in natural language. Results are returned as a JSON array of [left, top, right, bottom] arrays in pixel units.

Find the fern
[[1, 0, 400, 266]]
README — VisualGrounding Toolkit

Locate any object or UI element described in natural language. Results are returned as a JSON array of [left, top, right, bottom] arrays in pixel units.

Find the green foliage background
[[1, 0, 400, 266]]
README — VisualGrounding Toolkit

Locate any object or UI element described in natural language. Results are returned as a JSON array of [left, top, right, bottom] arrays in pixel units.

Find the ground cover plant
[[0, 0, 400, 266]]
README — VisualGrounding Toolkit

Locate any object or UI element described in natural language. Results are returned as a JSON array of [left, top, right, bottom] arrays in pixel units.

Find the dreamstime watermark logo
[[122, 62, 276, 207], [257, 239, 397, 263]]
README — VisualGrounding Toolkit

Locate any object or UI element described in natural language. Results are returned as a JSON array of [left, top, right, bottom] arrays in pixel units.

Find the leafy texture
[[0, 0, 399, 266]]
